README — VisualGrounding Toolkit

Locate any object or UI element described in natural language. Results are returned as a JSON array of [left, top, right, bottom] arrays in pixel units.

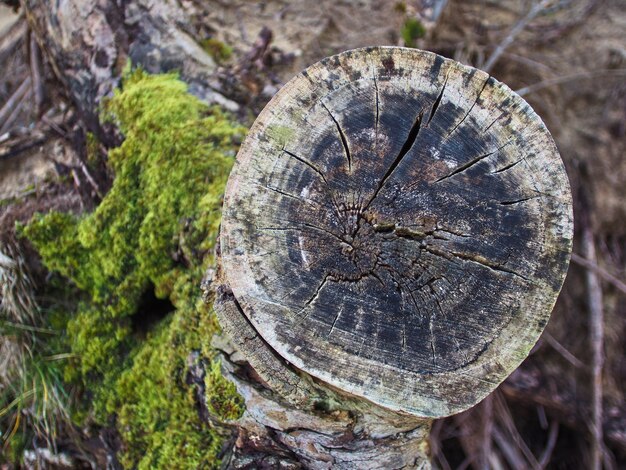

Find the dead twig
[[501, 51, 555, 73], [452, 397, 494, 470], [242, 26, 273, 71], [481, 396, 494, 470], [527, 0, 600, 45], [492, 424, 528, 470], [543, 332, 586, 369], [40, 114, 67, 138], [0, 133, 46, 162], [516, 69, 626, 97], [79, 160, 103, 200], [430, 419, 453, 470], [582, 227, 605, 470], [0, 75, 31, 130], [482, 0, 553, 73], [29, 31, 44, 116], [0, 16, 25, 65], [0, 82, 32, 135], [494, 392, 540, 468], [571, 252, 626, 295], [538, 420, 559, 469]]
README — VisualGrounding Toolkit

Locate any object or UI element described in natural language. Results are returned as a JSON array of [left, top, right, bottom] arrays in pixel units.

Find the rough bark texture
[[215, 47, 573, 467], [211, 285, 431, 469], [20, 0, 237, 142]]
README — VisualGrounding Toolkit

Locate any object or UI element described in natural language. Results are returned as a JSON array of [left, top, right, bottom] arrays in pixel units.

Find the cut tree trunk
[[214, 47, 573, 469]]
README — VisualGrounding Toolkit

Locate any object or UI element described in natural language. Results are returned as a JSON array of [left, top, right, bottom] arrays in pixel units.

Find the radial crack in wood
[[217, 47, 573, 422]]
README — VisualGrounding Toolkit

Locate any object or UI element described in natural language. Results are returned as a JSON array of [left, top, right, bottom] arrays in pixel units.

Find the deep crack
[[322, 103, 352, 171], [426, 76, 448, 126], [435, 140, 512, 183], [365, 110, 424, 209]]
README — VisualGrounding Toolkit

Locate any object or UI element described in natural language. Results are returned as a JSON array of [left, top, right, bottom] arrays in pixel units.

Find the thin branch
[[79, 160, 103, 200], [500, 51, 554, 73], [494, 392, 540, 468], [429, 419, 452, 470], [482, 0, 553, 73], [492, 424, 529, 470], [0, 17, 26, 65], [0, 82, 32, 135], [516, 69, 626, 97], [571, 252, 626, 295], [538, 420, 559, 469], [581, 227, 605, 470], [543, 332, 586, 369], [29, 31, 44, 115], [0, 133, 47, 162], [481, 395, 494, 470], [0, 75, 31, 129]]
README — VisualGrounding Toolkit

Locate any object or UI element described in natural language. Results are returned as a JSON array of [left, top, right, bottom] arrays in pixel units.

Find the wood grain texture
[[212, 261, 432, 468], [219, 47, 573, 418], [212, 322, 432, 469]]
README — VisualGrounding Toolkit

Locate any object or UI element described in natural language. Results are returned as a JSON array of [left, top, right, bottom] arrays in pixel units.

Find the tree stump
[[213, 47, 573, 468]]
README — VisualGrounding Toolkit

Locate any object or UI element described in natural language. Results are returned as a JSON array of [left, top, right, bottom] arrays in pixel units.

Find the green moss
[[266, 125, 296, 148], [205, 359, 245, 421], [401, 18, 426, 47], [111, 300, 228, 470], [200, 38, 233, 63], [21, 68, 246, 468], [85, 132, 101, 166]]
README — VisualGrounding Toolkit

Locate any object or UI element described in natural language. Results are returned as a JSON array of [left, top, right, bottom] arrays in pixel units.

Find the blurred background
[[0, 0, 624, 468]]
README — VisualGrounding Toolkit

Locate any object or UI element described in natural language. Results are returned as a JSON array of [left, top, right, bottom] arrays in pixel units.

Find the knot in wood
[[219, 47, 573, 417]]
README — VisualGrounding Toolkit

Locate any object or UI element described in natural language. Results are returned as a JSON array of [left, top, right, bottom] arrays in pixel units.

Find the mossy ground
[[19, 69, 245, 468]]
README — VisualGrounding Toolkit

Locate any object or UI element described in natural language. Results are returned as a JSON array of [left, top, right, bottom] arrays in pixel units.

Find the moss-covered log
[[214, 47, 573, 468]]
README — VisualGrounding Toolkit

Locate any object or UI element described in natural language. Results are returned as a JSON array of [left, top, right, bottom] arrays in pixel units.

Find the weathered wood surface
[[211, 300, 431, 469], [19, 0, 237, 141], [217, 47, 573, 423]]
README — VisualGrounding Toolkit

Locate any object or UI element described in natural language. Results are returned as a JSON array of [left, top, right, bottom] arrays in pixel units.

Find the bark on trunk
[[19, 0, 237, 144], [210, 270, 432, 469]]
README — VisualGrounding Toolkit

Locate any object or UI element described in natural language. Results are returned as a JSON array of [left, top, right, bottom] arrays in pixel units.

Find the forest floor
[[1, 0, 625, 468]]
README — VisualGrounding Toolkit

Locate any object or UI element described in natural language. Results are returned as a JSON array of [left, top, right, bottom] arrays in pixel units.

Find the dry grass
[[0, 242, 71, 458]]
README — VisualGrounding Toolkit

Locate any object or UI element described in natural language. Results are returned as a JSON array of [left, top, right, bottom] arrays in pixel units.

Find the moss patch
[[401, 18, 426, 47], [205, 358, 245, 421], [20, 69, 245, 468], [200, 38, 233, 63]]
